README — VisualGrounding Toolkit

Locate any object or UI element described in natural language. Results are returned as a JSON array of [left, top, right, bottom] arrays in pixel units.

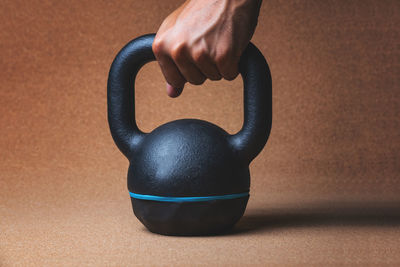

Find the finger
[[156, 53, 186, 89], [166, 83, 183, 98], [172, 48, 206, 85], [192, 51, 222, 81], [216, 54, 240, 81]]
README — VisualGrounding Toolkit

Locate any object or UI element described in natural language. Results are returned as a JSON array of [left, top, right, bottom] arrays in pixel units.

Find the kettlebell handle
[[108, 34, 272, 163]]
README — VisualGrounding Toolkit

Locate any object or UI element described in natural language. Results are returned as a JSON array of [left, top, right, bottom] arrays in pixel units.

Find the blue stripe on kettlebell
[[129, 192, 249, 202]]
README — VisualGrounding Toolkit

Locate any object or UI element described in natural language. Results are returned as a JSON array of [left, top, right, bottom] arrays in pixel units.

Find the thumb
[[166, 83, 184, 98]]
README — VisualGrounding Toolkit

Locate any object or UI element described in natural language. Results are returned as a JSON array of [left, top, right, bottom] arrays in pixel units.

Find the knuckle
[[214, 53, 227, 67], [170, 42, 187, 61], [215, 47, 240, 67], [152, 38, 164, 56], [191, 47, 207, 63]]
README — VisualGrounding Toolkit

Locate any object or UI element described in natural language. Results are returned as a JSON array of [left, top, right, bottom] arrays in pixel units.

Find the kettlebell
[[107, 34, 272, 236]]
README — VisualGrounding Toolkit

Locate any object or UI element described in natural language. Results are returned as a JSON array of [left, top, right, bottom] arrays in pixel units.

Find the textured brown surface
[[1, 0, 399, 265]]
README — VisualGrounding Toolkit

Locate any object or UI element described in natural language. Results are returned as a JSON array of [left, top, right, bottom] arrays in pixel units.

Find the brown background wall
[[1, 0, 399, 265]]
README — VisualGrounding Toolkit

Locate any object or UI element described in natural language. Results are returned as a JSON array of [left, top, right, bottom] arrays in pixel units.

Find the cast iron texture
[[107, 34, 272, 236]]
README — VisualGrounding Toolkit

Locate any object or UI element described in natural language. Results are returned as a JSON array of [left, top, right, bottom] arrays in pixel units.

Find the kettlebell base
[[131, 196, 249, 236]]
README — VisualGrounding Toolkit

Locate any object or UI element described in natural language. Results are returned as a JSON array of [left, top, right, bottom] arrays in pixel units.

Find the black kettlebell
[[107, 34, 272, 236]]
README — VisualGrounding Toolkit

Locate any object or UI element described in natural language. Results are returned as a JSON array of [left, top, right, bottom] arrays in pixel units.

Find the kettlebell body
[[108, 34, 272, 236]]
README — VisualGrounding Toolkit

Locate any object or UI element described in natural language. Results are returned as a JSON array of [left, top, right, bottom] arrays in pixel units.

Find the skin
[[152, 0, 263, 97]]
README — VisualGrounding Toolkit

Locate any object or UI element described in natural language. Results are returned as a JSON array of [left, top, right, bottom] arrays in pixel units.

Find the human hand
[[152, 0, 262, 97]]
